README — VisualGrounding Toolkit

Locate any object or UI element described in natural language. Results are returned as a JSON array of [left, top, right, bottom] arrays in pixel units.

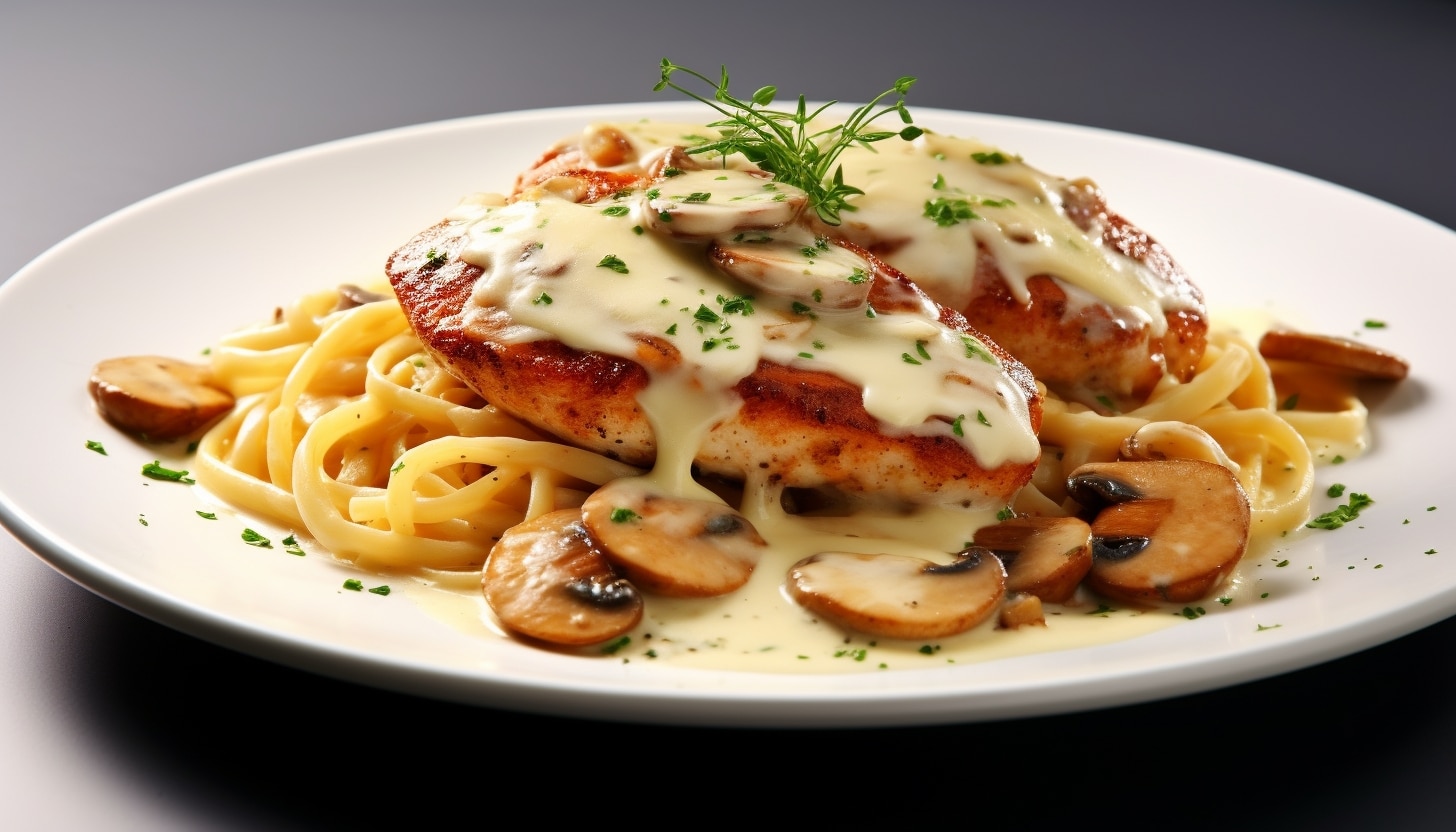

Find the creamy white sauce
[[434, 121, 1218, 671]]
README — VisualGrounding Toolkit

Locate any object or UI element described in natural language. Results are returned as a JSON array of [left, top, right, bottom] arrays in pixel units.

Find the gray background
[[3, 0, 1453, 827]]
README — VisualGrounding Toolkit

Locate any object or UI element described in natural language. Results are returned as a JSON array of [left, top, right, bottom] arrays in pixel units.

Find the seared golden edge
[[387, 220, 1041, 508]]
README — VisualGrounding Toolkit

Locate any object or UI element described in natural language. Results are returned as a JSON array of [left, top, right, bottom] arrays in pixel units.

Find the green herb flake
[[1257, 623, 1282, 632], [343, 579, 364, 592], [1180, 606, 1206, 619], [601, 636, 631, 655], [85, 440, 107, 455], [632, 225, 644, 235], [684, 192, 711, 203], [609, 507, 640, 523], [1282, 393, 1300, 411], [924, 196, 979, 227], [532, 292, 553, 305], [138, 515, 148, 527], [951, 414, 965, 436], [390, 460, 405, 474], [1327, 483, 1347, 498], [996, 507, 1015, 521], [369, 585, 391, 596], [931, 173, 947, 190], [654, 61, 919, 225], [1364, 319, 1388, 329], [1427, 549, 1437, 555], [901, 352, 922, 365], [915, 339, 932, 360], [846, 267, 869, 284], [196, 511, 217, 520], [798, 351, 815, 359], [141, 460, 195, 484], [693, 304, 722, 324], [424, 248, 448, 269], [241, 528, 272, 549], [597, 254, 630, 274], [976, 410, 991, 427], [1218, 596, 1233, 606], [961, 335, 995, 364], [1095, 395, 1117, 412], [971, 151, 1016, 165], [1087, 604, 1116, 616], [1275, 559, 1290, 567], [600, 205, 630, 217], [665, 323, 679, 335], [1307, 492, 1374, 530]]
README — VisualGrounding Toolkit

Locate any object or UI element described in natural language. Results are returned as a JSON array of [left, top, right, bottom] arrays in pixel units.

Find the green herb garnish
[[1307, 492, 1374, 530], [654, 61, 920, 225], [597, 254, 629, 274], [142, 460, 194, 484], [85, 440, 107, 455], [241, 528, 272, 548]]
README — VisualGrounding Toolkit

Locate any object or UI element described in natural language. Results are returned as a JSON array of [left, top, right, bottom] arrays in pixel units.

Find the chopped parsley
[[1307, 492, 1373, 530], [601, 636, 631, 655], [241, 528, 272, 548], [924, 196, 979, 226], [600, 205, 630, 216], [684, 192, 712, 203], [1281, 393, 1300, 410], [368, 585, 391, 596], [532, 292, 553, 305], [424, 248, 449, 269], [996, 507, 1015, 521], [971, 151, 1017, 165], [1327, 483, 1347, 498], [282, 534, 305, 557], [196, 511, 217, 520], [961, 335, 995, 363], [343, 579, 364, 591], [85, 440, 107, 455], [597, 254, 630, 274], [1363, 320, 1387, 328], [141, 460, 194, 484], [609, 507, 640, 523]]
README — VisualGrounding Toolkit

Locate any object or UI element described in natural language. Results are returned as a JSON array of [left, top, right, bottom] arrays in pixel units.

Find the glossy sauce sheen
[[389, 120, 1204, 668]]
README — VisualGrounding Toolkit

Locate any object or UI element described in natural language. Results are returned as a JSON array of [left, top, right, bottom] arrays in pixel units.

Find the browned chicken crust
[[387, 222, 1041, 508]]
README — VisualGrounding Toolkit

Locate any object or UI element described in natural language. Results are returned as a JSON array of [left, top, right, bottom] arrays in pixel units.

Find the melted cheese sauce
[[429, 121, 1218, 671]]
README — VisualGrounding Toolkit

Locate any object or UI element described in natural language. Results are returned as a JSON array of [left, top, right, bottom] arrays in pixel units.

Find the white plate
[[1, 103, 1450, 727]]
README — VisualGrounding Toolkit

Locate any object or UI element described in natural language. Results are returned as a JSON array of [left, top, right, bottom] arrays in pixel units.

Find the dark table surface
[[3, 1, 1454, 827]]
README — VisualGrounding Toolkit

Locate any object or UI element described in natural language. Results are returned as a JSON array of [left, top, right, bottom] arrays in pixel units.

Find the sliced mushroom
[[580, 479, 766, 597], [709, 234, 873, 311], [1259, 329, 1409, 380], [1119, 421, 1239, 473], [89, 355, 235, 441], [998, 592, 1046, 629], [787, 550, 1006, 639], [1066, 459, 1250, 604], [640, 169, 806, 240], [640, 145, 703, 180], [482, 508, 642, 646], [971, 516, 1092, 603], [333, 283, 392, 312]]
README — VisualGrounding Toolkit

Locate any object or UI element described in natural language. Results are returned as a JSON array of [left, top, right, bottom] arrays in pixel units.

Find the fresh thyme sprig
[[654, 60, 922, 225]]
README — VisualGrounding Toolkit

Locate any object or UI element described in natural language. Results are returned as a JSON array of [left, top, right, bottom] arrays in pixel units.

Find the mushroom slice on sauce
[[971, 516, 1092, 604], [580, 479, 766, 597], [89, 355, 235, 441], [998, 592, 1046, 629], [640, 169, 806, 240], [482, 508, 642, 646], [1066, 459, 1250, 605], [1119, 421, 1239, 473], [709, 234, 874, 311], [1258, 329, 1410, 380], [787, 550, 1006, 640]]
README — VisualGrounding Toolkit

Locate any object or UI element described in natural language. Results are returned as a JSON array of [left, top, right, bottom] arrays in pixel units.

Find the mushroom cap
[[972, 515, 1092, 604], [1067, 459, 1250, 604], [581, 479, 766, 597], [787, 550, 1006, 640], [482, 508, 642, 646], [89, 355, 235, 441], [1259, 329, 1409, 381]]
